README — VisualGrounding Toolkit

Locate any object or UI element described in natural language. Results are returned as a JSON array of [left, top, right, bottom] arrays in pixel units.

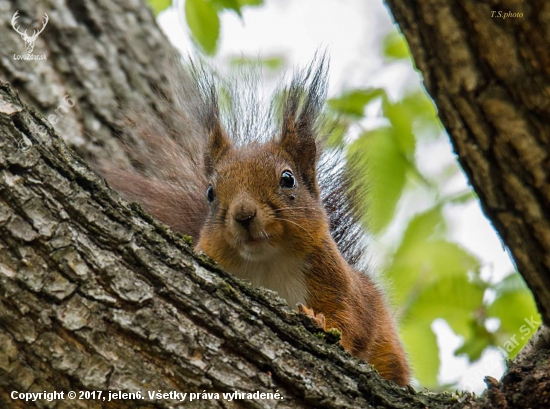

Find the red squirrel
[[100, 57, 410, 386]]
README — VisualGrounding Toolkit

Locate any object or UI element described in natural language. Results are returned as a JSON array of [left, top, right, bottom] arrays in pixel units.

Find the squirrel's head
[[194, 55, 333, 274], [196, 82, 329, 268]]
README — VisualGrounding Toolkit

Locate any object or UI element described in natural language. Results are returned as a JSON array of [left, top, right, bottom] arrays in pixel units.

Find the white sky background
[[158, 0, 516, 393]]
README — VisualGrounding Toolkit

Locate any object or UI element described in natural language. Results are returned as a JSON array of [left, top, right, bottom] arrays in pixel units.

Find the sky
[[158, 0, 516, 393]]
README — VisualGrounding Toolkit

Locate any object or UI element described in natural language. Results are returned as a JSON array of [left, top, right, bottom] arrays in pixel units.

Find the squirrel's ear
[[204, 123, 231, 175], [280, 119, 319, 197]]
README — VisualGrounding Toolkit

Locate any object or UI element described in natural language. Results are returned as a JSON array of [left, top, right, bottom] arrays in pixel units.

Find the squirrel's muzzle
[[231, 197, 258, 231]]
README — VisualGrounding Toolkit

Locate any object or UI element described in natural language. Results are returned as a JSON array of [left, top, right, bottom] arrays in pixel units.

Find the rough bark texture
[[0, 0, 549, 407], [0, 0, 175, 164]]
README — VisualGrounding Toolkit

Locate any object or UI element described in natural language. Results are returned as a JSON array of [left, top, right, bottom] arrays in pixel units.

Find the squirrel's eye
[[206, 184, 215, 203], [280, 170, 296, 189]]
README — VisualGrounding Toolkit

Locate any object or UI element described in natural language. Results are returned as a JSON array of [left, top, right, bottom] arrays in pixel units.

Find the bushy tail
[[97, 59, 210, 240]]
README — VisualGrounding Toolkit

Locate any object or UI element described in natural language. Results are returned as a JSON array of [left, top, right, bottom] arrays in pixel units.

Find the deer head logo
[[11, 10, 49, 54]]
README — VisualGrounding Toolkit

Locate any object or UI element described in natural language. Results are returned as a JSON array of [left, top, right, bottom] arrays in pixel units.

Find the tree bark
[[0, 0, 175, 163], [1, 0, 549, 407]]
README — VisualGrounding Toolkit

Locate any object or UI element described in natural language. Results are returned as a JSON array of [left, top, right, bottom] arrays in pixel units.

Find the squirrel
[[99, 56, 410, 386]]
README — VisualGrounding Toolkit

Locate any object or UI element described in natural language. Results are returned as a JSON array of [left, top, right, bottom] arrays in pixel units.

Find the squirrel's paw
[[296, 303, 326, 330]]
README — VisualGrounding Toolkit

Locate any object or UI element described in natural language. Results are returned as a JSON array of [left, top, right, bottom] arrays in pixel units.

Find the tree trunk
[[0, 0, 549, 407], [0, 0, 175, 163]]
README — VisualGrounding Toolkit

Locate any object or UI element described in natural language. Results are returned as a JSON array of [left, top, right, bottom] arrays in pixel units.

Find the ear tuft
[[205, 122, 232, 175], [187, 60, 233, 175], [279, 53, 329, 196]]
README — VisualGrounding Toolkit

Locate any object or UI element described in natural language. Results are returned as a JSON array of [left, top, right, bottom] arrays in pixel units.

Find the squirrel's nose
[[232, 201, 257, 228]]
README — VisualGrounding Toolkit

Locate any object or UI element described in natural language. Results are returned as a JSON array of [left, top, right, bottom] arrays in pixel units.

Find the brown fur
[[97, 55, 410, 385]]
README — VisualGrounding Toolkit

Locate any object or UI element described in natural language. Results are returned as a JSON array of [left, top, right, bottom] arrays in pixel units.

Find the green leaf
[[443, 191, 477, 205], [185, 0, 220, 55], [401, 206, 446, 249], [404, 275, 484, 333], [351, 127, 408, 233], [490, 272, 531, 299], [401, 90, 443, 140], [400, 320, 440, 388], [383, 97, 415, 156], [229, 55, 286, 71], [397, 262, 486, 364], [455, 323, 493, 361], [398, 239, 479, 278], [487, 273, 540, 357], [327, 88, 385, 118], [148, 0, 172, 15], [389, 235, 480, 308], [401, 90, 438, 119], [395, 252, 485, 382], [260, 56, 285, 70], [382, 31, 411, 60]]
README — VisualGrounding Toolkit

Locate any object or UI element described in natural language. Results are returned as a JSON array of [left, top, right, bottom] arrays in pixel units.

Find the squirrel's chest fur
[[229, 256, 309, 307]]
